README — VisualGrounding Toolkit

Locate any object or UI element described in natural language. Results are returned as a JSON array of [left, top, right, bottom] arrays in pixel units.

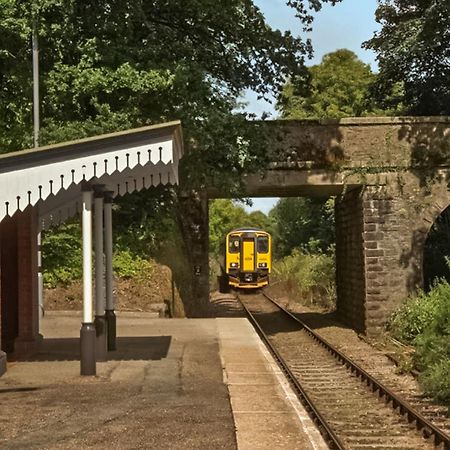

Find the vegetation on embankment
[[43, 230, 179, 314], [271, 249, 335, 309], [42, 190, 187, 315], [388, 281, 450, 404]]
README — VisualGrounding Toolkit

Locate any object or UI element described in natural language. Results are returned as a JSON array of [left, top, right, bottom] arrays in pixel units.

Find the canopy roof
[[0, 121, 183, 228]]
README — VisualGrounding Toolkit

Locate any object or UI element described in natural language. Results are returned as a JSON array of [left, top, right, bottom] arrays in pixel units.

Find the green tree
[[42, 221, 82, 287], [1, 0, 342, 314], [278, 49, 380, 119], [209, 200, 247, 256], [1, 0, 341, 161], [0, 0, 35, 152], [364, 0, 450, 115], [246, 210, 276, 236], [270, 197, 334, 257], [0, 0, 345, 198], [208, 199, 275, 256], [112, 187, 180, 258], [423, 207, 450, 290]]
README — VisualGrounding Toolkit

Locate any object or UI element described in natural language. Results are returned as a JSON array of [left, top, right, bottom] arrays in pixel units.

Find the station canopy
[[0, 121, 183, 228]]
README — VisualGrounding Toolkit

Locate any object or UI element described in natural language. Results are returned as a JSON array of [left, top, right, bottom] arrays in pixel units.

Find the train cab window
[[229, 236, 240, 253], [257, 236, 269, 253]]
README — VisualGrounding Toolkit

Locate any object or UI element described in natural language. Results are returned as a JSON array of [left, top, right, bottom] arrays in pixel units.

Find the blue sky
[[244, 0, 380, 214]]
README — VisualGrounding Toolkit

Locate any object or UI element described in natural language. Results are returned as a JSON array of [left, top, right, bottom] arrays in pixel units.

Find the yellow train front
[[225, 228, 272, 289]]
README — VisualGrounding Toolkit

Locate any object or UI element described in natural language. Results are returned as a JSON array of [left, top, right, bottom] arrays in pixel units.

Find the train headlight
[[230, 262, 239, 268], [258, 263, 267, 268]]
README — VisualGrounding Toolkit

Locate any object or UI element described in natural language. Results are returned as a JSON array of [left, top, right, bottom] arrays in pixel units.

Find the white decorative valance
[[0, 121, 183, 227]]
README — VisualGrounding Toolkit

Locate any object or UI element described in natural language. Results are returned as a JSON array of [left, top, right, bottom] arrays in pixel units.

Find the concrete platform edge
[[255, 337, 329, 449], [217, 317, 328, 450]]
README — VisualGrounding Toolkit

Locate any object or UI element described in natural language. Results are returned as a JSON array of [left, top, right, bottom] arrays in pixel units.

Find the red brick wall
[[15, 207, 39, 349], [0, 235, 6, 376], [0, 216, 19, 353], [0, 207, 39, 358]]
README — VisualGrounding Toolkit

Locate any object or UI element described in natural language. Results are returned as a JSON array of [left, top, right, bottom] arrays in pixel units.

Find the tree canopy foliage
[[278, 49, 382, 119], [270, 197, 334, 257], [364, 0, 450, 115], [1, 0, 340, 192]]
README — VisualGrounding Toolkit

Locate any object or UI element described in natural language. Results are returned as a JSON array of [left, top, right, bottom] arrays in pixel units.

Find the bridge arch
[[210, 117, 450, 335], [423, 192, 450, 290]]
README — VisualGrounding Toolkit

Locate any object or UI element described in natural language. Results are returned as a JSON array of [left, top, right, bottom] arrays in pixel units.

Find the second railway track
[[238, 291, 450, 450]]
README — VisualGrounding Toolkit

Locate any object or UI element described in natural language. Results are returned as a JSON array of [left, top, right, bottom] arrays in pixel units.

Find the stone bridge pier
[[335, 178, 450, 334]]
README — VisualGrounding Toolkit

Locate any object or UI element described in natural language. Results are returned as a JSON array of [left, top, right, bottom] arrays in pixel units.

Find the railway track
[[238, 291, 450, 450]]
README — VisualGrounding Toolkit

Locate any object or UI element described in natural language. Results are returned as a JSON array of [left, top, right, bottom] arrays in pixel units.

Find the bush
[[42, 222, 82, 288], [419, 360, 450, 403], [388, 281, 450, 404], [272, 248, 336, 308], [388, 286, 444, 344], [43, 221, 154, 287], [112, 250, 154, 280]]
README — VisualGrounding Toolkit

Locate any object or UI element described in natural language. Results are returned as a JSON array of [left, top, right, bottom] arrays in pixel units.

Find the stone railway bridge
[[209, 117, 450, 335]]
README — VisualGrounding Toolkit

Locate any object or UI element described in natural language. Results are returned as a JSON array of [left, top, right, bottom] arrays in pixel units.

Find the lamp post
[[32, 12, 39, 148], [32, 10, 44, 322]]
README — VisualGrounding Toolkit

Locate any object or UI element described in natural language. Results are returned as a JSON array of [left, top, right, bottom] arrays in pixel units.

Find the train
[[219, 228, 272, 291]]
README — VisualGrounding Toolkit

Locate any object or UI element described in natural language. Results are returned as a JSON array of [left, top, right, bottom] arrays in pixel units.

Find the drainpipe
[[104, 191, 116, 351], [94, 187, 107, 361], [32, 11, 44, 324]]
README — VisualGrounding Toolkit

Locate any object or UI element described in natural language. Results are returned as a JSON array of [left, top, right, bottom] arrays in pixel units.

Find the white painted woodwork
[[0, 122, 183, 223], [82, 190, 93, 324]]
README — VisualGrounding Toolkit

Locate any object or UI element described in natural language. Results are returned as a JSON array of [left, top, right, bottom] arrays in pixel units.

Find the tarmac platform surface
[[0, 312, 326, 449]]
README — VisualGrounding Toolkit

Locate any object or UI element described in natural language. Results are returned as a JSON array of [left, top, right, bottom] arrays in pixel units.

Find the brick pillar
[[14, 207, 40, 354], [0, 216, 19, 355], [361, 185, 427, 335], [360, 187, 393, 335], [335, 187, 366, 333]]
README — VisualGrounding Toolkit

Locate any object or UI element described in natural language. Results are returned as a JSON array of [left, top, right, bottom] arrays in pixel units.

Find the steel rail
[[238, 295, 346, 450], [260, 291, 450, 450]]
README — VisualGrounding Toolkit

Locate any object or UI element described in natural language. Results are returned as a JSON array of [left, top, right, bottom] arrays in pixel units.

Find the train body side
[[225, 228, 272, 289]]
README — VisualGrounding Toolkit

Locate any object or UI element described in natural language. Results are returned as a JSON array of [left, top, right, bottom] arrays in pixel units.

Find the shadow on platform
[[12, 336, 172, 362]]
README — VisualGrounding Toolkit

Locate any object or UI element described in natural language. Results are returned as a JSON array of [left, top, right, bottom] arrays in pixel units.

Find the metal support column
[[80, 186, 96, 376], [94, 188, 107, 361], [37, 230, 44, 321], [104, 192, 116, 351]]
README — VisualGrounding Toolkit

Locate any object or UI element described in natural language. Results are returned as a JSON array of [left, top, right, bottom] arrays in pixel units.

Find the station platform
[[0, 310, 327, 449]]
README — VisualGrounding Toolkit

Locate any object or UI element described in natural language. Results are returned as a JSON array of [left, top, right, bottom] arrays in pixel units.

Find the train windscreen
[[229, 235, 240, 253], [257, 236, 269, 253]]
